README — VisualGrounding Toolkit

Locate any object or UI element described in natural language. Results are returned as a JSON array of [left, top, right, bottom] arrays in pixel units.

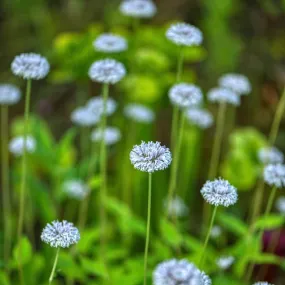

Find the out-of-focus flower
[[11, 53, 50, 80], [91, 127, 121, 145], [166, 23, 203, 46], [164, 195, 188, 217], [258, 147, 284, 165], [264, 164, 285, 188], [63, 180, 89, 200], [120, 0, 157, 18], [207, 87, 240, 106], [124, 103, 155, 123], [130, 141, 172, 173], [210, 225, 222, 238], [0, 84, 21, 105], [216, 256, 235, 270], [186, 108, 213, 129], [71, 107, 100, 127], [276, 196, 285, 215], [93, 33, 127, 53], [219, 73, 251, 95], [9, 135, 36, 156], [252, 282, 273, 285], [87, 96, 117, 117]]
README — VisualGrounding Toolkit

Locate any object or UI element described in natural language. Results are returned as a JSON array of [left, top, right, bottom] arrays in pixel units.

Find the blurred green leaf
[[13, 237, 33, 266], [160, 219, 182, 247], [253, 214, 285, 230], [217, 212, 248, 236]]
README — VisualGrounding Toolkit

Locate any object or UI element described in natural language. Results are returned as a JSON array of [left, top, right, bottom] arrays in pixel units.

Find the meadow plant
[[93, 33, 128, 53], [186, 108, 214, 129], [219, 73, 251, 95], [216, 256, 235, 270]]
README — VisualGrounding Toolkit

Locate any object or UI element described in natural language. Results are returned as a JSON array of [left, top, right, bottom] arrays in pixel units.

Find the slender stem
[[1, 105, 11, 264], [176, 46, 184, 82], [199, 206, 218, 267], [143, 173, 152, 285], [49, 248, 60, 284]]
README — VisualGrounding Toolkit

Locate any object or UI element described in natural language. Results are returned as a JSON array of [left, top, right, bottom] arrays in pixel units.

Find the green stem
[[49, 248, 60, 284], [264, 186, 277, 217], [199, 206, 218, 268], [176, 46, 184, 82], [143, 173, 152, 285]]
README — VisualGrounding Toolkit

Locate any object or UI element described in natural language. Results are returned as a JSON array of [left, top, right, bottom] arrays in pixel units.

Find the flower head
[[276, 196, 285, 215], [63, 180, 90, 200], [169, 83, 203, 108], [11, 53, 50, 80], [0, 84, 21, 105], [186, 108, 213, 129], [264, 164, 285, 188], [88, 59, 126, 84], [164, 196, 188, 218], [120, 0, 157, 18], [124, 103, 155, 123], [130, 141, 172, 173], [41, 220, 80, 248], [153, 259, 211, 285], [166, 23, 203, 46], [210, 225, 222, 238], [219, 73, 251, 95], [71, 107, 100, 127], [207, 87, 240, 106], [91, 127, 121, 145], [258, 147, 284, 165], [201, 178, 238, 207], [252, 282, 273, 285], [216, 256, 235, 270], [93, 33, 127, 53], [87, 96, 117, 116], [9, 135, 36, 157]]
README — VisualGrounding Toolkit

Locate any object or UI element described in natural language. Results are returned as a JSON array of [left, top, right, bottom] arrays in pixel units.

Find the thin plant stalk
[[143, 173, 152, 285], [49, 248, 60, 284], [1, 105, 11, 264]]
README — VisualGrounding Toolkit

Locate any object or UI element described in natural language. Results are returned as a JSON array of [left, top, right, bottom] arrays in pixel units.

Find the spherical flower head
[[87, 96, 117, 117], [201, 178, 238, 207], [119, 0, 157, 18], [186, 108, 213, 129], [63, 180, 90, 200], [71, 107, 100, 127], [9, 135, 36, 157], [94, 33, 128, 53], [0, 84, 21, 105], [219, 73, 251, 95], [91, 126, 121, 145], [41, 220, 80, 248], [264, 164, 285, 188], [166, 23, 203, 46], [207, 87, 240, 106], [258, 147, 284, 165], [276, 196, 285, 215], [88, 59, 126, 84], [11, 53, 50, 80], [252, 282, 273, 285], [153, 259, 211, 285], [164, 195, 188, 218], [210, 225, 222, 238], [124, 103, 155, 123], [216, 256, 235, 270], [169, 83, 203, 109], [130, 141, 172, 173]]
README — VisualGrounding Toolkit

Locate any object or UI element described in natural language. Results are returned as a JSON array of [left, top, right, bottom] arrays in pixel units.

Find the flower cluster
[[276, 196, 285, 215], [124, 103, 155, 123], [120, 0, 157, 18], [91, 127, 121, 145], [216, 256, 235, 270], [63, 180, 89, 200], [186, 108, 213, 129], [207, 87, 240, 106], [219, 73, 251, 95], [71, 107, 100, 127], [258, 147, 284, 165], [164, 195, 188, 218], [9, 135, 36, 156], [94, 33, 127, 53], [0, 84, 21, 105], [87, 96, 117, 117], [264, 164, 285, 188], [210, 225, 222, 238], [252, 282, 273, 285]]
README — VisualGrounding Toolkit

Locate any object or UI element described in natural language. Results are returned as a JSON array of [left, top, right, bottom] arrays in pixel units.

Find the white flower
[[130, 141, 172, 173], [201, 178, 238, 207], [216, 256, 235, 270], [258, 147, 284, 165], [91, 126, 121, 145], [276, 196, 285, 215], [41, 220, 80, 248], [120, 0, 157, 18], [71, 107, 100, 127], [153, 259, 211, 285], [166, 23, 203, 46], [186, 108, 213, 129], [219, 73, 251, 95], [264, 164, 285, 188], [0, 84, 21, 105], [63, 180, 90, 200], [9, 135, 36, 156], [88, 59, 126, 84], [11, 53, 50, 80], [124, 103, 155, 123], [210, 225, 222, 238], [207, 87, 240, 106], [169, 83, 203, 108], [164, 196, 188, 218], [252, 282, 273, 285], [93, 33, 128, 53], [87, 96, 117, 117]]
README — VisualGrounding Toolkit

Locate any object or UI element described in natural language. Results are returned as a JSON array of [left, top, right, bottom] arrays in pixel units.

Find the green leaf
[[13, 237, 32, 266], [217, 212, 247, 236], [160, 219, 182, 247], [80, 257, 108, 278], [77, 228, 100, 254], [0, 271, 9, 285], [88, 175, 102, 190], [249, 253, 281, 265], [253, 214, 285, 230]]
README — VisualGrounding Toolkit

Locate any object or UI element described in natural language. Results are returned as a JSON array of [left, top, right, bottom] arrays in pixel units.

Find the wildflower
[[252, 282, 273, 285], [153, 259, 211, 285], [63, 180, 89, 200], [201, 178, 238, 207], [9, 135, 36, 156], [164, 195, 188, 217], [120, 0, 157, 18], [130, 141, 172, 173], [93, 33, 127, 53], [91, 127, 121, 145], [0, 84, 21, 105], [169, 83, 203, 108], [87, 96, 117, 116], [186, 108, 213, 129], [258, 147, 284, 165], [216, 256, 235, 270], [41, 220, 80, 248], [219, 73, 251, 95], [71, 107, 100, 127], [276, 196, 285, 214], [11, 53, 50, 80], [210, 225, 222, 238], [166, 23, 203, 46], [88, 59, 126, 84], [207, 87, 240, 106], [264, 164, 285, 188], [124, 103, 155, 123]]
